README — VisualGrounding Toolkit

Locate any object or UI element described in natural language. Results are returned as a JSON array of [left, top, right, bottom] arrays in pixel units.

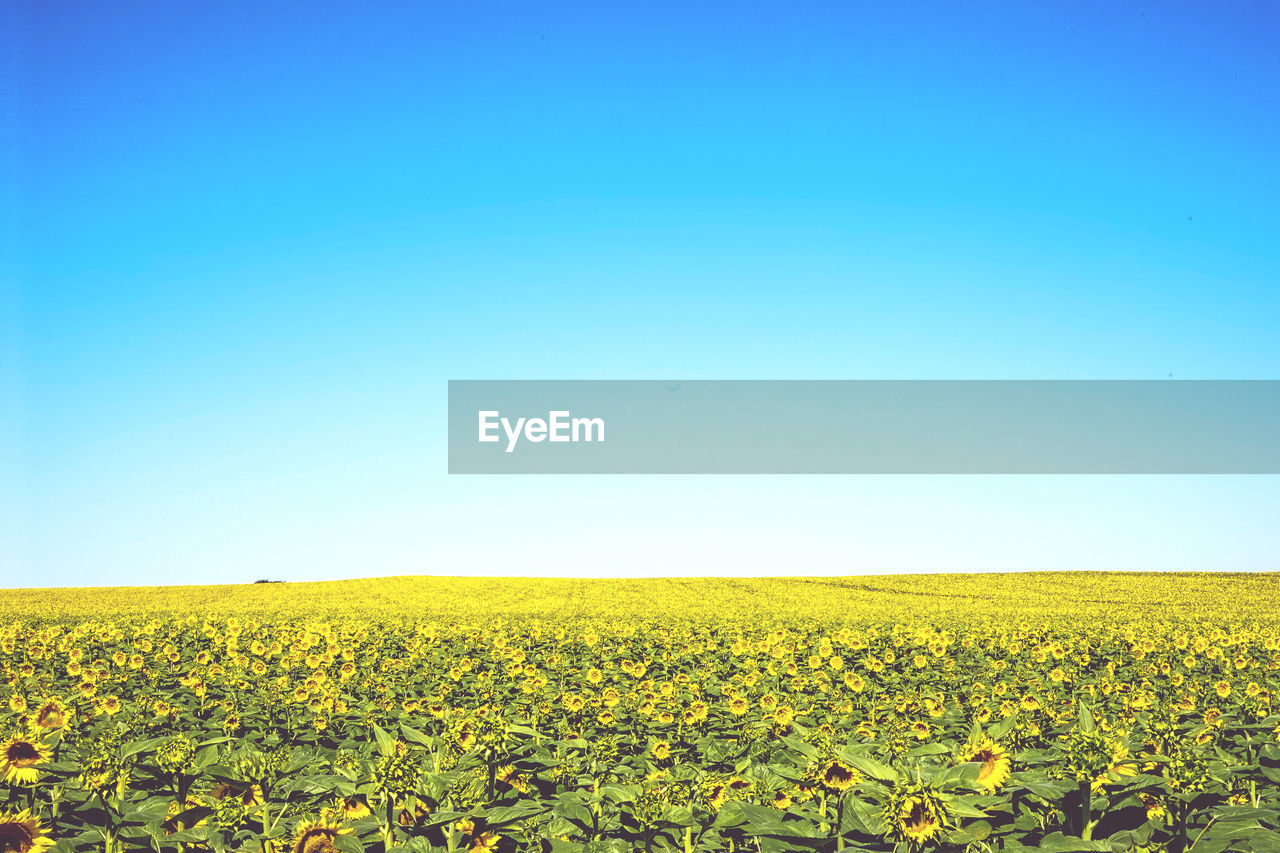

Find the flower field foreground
[[2, 573, 1280, 853]]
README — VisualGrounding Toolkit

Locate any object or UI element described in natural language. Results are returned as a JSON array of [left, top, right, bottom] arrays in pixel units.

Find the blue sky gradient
[[6, 0, 1280, 586]]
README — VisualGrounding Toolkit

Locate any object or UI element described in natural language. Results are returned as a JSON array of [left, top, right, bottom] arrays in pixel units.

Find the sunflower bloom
[[31, 699, 68, 731], [817, 758, 861, 792], [898, 797, 941, 844], [0, 737, 50, 786], [469, 832, 500, 852], [0, 809, 54, 853], [334, 796, 371, 820], [962, 739, 1012, 792], [292, 814, 351, 853]]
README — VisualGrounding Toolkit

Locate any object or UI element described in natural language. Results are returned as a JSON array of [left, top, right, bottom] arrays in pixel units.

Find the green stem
[[383, 794, 396, 849], [1187, 816, 1218, 852], [1077, 781, 1091, 839], [836, 791, 846, 848]]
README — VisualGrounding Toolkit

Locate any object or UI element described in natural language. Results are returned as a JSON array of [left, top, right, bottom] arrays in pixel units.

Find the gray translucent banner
[[448, 381, 1280, 474]]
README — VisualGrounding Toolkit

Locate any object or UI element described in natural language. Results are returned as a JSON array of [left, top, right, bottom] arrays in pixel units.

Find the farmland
[[2, 573, 1279, 852]]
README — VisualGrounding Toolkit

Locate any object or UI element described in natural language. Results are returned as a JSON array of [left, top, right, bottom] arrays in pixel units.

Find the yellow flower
[[0, 809, 55, 853], [703, 782, 729, 810], [292, 814, 350, 853], [0, 737, 50, 786], [162, 796, 209, 835], [897, 796, 941, 844], [1140, 793, 1166, 820], [1093, 742, 1138, 791], [469, 832, 500, 852], [961, 739, 1011, 792], [651, 740, 671, 761], [816, 758, 861, 792], [31, 698, 68, 731], [213, 782, 265, 806]]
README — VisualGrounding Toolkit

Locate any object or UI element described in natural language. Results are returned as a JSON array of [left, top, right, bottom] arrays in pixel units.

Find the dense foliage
[[2, 575, 1280, 852]]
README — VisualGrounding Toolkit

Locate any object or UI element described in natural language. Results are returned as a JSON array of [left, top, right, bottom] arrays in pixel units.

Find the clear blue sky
[[4, 0, 1279, 586]]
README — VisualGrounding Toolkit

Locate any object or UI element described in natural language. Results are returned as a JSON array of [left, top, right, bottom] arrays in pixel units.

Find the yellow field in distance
[[3, 572, 1276, 623]]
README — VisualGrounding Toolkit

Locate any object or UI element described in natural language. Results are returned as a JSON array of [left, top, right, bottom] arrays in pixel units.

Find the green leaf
[[553, 796, 594, 831], [119, 737, 168, 759], [932, 761, 982, 791], [840, 796, 887, 835], [660, 805, 695, 826], [943, 819, 992, 844], [1015, 775, 1076, 800], [1031, 831, 1112, 851], [598, 783, 637, 804], [733, 802, 822, 839], [836, 749, 899, 782], [372, 724, 396, 757], [782, 736, 818, 760], [122, 798, 172, 824], [545, 841, 586, 853], [507, 724, 541, 737], [415, 811, 471, 831], [1078, 700, 1097, 734], [989, 714, 1018, 740], [333, 836, 365, 853], [944, 795, 989, 819], [476, 801, 548, 828], [398, 723, 433, 748]]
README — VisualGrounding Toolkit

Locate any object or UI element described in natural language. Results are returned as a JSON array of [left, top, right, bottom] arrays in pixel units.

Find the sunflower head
[[162, 797, 209, 835], [0, 737, 50, 786], [292, 814, 350, 853], [469, 832, 500, 852], [702, 782, 729, 811], [815, 757, 861, 792], [961, 738, 1012, 792], [882, 780, 950, 847], [0, 809, 54, 853], [898, 796, 943, 844], [334, 795, 371, 820], [32, 699, 68, 731]]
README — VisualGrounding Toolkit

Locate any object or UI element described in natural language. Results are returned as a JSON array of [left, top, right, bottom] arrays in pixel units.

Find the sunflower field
[[3, 574, 1280, 853]]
